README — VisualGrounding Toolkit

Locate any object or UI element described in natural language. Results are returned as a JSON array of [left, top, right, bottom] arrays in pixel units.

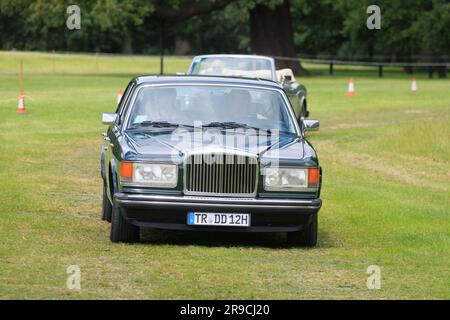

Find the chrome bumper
[[114, 193, 322, 232], [114, 193, 322, 213]]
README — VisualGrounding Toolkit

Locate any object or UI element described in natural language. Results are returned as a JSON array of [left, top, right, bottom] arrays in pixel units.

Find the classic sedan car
[[187, 54, 310, 118], [101, 75, 322, 246]]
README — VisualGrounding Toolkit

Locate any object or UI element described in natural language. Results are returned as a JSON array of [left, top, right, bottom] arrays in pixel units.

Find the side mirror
[[102, 112, 118, 126], [303, 119, 320, 132]]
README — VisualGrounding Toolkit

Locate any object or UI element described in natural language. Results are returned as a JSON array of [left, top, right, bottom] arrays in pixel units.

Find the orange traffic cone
[[17, 91, 26, 114], [117, 88, 123, 104], [347, 78, 355, 96], [411, 77, 417, 93]]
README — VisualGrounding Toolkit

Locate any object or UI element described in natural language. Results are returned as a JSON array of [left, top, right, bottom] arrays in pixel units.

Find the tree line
[[1, 0, 448, 74]]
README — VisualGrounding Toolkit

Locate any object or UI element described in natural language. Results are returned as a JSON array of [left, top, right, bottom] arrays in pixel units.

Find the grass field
[[0, 51, 449, 299]]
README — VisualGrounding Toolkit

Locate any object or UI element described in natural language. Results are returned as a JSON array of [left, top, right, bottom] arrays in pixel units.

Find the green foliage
[[170, 2, 251, 54], [330, 0, 450, 59], [0, 0, 448, 59], [89, 0, 152, 52], [412, 0, 450, 56], [291, 0, 345, 57], [240, 0, 284, 10], [0, 0, 154, 52]]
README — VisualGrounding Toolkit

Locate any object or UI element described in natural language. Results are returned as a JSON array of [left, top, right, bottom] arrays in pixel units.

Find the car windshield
[[190, 57, 274, 80], [126, 85, 297, 134]]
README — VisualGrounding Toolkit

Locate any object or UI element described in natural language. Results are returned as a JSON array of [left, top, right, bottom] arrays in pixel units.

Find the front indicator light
[[120, 162, 133, 183], [308, 168, 320, 186]]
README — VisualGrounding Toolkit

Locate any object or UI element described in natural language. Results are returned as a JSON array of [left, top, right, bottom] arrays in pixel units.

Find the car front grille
[[184, 153, 258, 196]]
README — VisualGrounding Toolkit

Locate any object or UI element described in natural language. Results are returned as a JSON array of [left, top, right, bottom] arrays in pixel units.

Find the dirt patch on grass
[[403, 109, 425, 114], [327, 121, 390, 130]]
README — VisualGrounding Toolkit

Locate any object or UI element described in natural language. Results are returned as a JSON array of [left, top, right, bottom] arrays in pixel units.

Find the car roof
[[192, 54, 275, 62], [133, 75, 282, 89]]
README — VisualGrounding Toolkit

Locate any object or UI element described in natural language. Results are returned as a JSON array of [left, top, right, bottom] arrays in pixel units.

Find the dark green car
[[101, 75, 322, 246]]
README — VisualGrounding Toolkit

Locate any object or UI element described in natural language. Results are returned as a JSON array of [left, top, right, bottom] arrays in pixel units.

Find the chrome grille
[[185, 153, 258, 196]]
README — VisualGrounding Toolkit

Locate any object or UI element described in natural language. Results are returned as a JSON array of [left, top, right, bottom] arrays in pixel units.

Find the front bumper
[[114, 193, 322, 232]]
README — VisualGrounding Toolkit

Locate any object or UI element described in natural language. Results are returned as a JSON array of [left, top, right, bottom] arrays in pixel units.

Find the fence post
[[378, 65, 383, 78], [329, 63, 334, 75], [438, 66, 447, 78], [428, 66, 433, 79]]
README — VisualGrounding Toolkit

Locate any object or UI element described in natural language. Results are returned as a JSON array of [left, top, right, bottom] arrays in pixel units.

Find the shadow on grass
[[139, 228, 340, 249]]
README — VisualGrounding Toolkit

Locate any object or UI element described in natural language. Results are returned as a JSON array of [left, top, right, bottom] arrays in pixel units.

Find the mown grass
[[0, 51, 190, 75], [0, 51, 449, 299]]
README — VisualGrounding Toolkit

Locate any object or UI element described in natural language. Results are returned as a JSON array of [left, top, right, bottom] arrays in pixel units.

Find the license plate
[[187, 212, 250, 227]]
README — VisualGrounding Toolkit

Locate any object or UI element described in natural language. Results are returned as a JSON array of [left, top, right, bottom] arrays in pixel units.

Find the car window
[[116, 82, 135, 126], [126, 85, 296, 133], [191, 57, 274, 80]]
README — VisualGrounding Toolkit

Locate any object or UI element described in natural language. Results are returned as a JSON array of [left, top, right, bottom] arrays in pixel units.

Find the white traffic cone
[[411, 78, 417, 93], [347, 78, 355, 97], [17, 92, 26, 114]]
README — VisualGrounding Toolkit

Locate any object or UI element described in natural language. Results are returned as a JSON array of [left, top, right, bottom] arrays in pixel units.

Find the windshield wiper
[[129, 121, 195, 130], [203, 121, 299, 136], [132, 121, 179, 128], [204, 122, 262, 130]]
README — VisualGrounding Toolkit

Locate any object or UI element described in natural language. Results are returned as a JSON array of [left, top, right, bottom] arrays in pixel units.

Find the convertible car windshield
[[126, 85, 296, 133], [190, 57, 274, 80]]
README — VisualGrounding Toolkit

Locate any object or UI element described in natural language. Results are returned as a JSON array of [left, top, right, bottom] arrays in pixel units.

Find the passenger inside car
[[224, 89, 253, 122]]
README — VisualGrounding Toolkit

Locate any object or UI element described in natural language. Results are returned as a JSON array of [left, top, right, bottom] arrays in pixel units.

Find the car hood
[[121, 129, 317, 165]]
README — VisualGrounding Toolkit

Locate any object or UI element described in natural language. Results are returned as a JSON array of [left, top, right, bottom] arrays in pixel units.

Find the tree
[[145, 0, 239, 59], [1, 0, 448, 71], [290, 0, 344, 58], [248, 0, 307, 75], [172, 3, 250, 54], [149, 0, 307, 75], [331, 0, 450, 63], [91, 0, 152, 53], [150, 0, 235, 22]]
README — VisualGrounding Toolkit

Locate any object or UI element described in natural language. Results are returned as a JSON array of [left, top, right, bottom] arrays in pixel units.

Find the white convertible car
[[187, 54, 312, 120]]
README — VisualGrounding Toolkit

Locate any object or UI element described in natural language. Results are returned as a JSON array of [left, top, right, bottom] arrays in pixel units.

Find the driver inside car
[[202, 59, 225, 76], [133, 88, 186, 124]]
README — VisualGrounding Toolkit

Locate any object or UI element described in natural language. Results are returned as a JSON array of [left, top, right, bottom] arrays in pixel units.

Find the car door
[[103, 81, 135, 200]]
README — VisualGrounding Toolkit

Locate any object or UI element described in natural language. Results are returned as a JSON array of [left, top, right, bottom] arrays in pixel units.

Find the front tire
[[287, 213, 318, 247], [110, 203, 140, 243]]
